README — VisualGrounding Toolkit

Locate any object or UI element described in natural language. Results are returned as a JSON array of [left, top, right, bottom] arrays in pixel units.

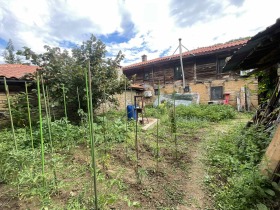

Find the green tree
[[3, 39, 21, 64], [72, 35, 125, 109], [18, 35, 126, 120]]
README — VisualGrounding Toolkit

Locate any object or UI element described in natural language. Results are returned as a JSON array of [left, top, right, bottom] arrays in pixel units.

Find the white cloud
[[0, 49, 4, 63], [117, 0, 280, 65], [0, 0, 279, 65]]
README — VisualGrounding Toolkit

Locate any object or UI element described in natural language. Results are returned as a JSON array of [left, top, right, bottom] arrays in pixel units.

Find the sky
[[0, 0, 279, 66]]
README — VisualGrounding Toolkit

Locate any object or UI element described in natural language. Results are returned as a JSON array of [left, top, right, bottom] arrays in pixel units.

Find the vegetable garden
[[1, 98, 280, 209], [1, 36, 280, 210]]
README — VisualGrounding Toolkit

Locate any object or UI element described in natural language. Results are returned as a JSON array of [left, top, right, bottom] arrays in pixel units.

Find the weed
[[163, 183, 185, 205]]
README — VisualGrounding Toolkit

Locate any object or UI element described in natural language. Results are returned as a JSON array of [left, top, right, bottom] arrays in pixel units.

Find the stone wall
[[95, 90, 138, 114], [159, 76, 258, 109], [0, 92, 19, 112], [116, 76, 258, 110]]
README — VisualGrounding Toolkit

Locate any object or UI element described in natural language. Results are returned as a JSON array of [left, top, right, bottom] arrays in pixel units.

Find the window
[[211, 86, 223, 100], [144, 72, 149, 80], [217, 58, 226, 74], [174, 66, 183, 80], [154, 88, 159, 95]]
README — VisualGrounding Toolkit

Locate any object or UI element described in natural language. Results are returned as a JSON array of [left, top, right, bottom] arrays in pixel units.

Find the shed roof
[[223, 18, 280, 72], [0, 64, 39, 79], [123, 39, 248, 70]]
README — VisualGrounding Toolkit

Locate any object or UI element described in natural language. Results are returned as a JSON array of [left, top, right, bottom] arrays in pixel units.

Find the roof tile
[[0, 64, 39, 79], [123, 39, 248, 70]]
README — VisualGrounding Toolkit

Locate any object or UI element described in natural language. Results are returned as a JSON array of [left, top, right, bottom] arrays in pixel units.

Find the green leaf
[[264, 188, 275, 196], [271, 182, 280, 191], [132, 201, 141, 207], [256, 203, 268, 210]]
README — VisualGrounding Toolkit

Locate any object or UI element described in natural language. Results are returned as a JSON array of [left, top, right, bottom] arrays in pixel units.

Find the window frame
[[217, 57, 226, 74], [154, 88, 159, 96], [174, 66, 183, 80], [210, 86, 223, 100]]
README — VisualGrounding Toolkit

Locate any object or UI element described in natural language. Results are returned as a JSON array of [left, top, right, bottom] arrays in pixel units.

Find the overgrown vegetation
[[175, 104, 236, 122], [205, 124, 280, 209], [255, 66, 278, 103]]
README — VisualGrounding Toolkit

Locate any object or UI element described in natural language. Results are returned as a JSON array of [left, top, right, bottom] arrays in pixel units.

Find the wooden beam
[[194, 60, 197, 83], [261, 124, 280, 179]]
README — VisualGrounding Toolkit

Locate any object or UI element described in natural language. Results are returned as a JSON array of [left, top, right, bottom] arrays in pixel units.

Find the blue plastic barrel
[[127, 105, 136, 120]]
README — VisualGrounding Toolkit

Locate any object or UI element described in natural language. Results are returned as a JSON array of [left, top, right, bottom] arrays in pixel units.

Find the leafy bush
[[205, 125, 280, 209], [0, 129, 37, 182], [8, 90, 39, 127], [43, 118, 87, 145], [176, 104, 236, 121], [94, 117, 130, 144]]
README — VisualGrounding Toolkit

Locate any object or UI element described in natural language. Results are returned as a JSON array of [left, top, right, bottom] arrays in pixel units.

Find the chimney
[[142, 54, 147, 62]]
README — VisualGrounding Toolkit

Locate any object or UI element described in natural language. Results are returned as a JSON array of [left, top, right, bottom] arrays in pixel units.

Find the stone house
[[122, 39, 258, 109]]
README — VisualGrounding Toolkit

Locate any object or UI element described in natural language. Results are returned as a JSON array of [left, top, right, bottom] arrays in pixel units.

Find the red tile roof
[[0, 64, 39, 79], [123, 39, 248, 70]]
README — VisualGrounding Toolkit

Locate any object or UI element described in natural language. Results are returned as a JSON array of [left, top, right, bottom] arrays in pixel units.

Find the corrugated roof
[[123, 39, 248, 70], [0, 64, 39, 79]]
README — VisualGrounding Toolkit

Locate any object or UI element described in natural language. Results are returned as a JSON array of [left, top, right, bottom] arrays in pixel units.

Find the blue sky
[[0, 0, 279, 65]]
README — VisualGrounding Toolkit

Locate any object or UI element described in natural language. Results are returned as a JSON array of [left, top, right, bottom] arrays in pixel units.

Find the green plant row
[[145, 104, 236, 122], [175, 104, 236, 122]]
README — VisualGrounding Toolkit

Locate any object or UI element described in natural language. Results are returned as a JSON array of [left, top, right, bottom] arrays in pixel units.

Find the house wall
[[189, 77, 258, 107], [124, 54, 234, 85], [0, 84, 22, 112], [123, 49, 259, 109], [113, 90, 138, 110], [119, 77, 258, 110], [0, 92, 8, 112], [153, 77, 257, 107], [95, 90, 139, 114]]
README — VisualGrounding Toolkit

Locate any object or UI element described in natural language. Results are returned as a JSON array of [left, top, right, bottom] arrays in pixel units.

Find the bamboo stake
[[25, 82, 34, 151], [62, 84, 69, 148], [102, 89, 107, 169], [85, 65, 92, 143], [42, 85, 53, 149], [36, 73, 46, 186], [41, 76, 58, 187], [156, 81, 160, 172], [87, 61, 98, 209], [77, 86, 81, 110], [135, 105, 139, 182], [124, 78, 128, 158], [46, 86, 55, 121], [46, 86, 52, 122], [173, 91, 178, 160], [62, 84, 68, 120], [4, 77, 17, 151]]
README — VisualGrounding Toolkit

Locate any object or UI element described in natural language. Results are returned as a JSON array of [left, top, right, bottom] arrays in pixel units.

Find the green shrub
[[94, 117, 130, 144], [176, 104, 236, 121]]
